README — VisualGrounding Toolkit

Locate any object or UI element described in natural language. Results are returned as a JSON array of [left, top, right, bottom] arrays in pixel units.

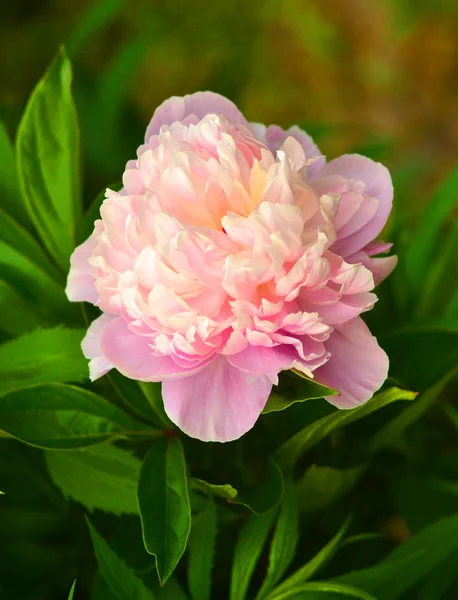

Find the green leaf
[[296, 465, 366, 512], [272, 517, 351, 595], [255, 477, 299, 600], [0, 280, 42, 336], [45, 442, 140, 514], [191, 479, 238, 501], [0, 327, 88, 395], [0, 120, 31, 230], [263, 375, 337, 414], [0, 240, 74, 324], [138, 382, 173, 428], [371, 367, 458, 451], [86, 519, 153, 600], [16, 47, 81, 270], [138, 437, 191, 584], [0, 382, 153, 449], [336, 512, 458, 599], [268, 581, 376, 600], [232, 458, 284, 515], [192, 459, 284, 516], [108, 371, 165, 427], [405, 167, 458, 290], [68, 580, 76, 600], [0, 207, 59, 281], [276, 388, 416, 470], [230, 508, 278, 600], [188, 495, 217, 600]]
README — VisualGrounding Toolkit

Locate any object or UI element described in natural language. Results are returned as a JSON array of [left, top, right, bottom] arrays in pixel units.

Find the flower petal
[[250, 123, 325, 176], [66, 235, 98, 303], [227, 344, 299, 385], [81, 314, 115, 380], [313, 317, 389, 409], [162, 356, 272, 442], [145, 92, 248, 142], [99, 317, 202, 382], [313, 154, 393, 256]]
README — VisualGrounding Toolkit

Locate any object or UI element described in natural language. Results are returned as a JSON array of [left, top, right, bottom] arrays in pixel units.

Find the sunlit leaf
[[0, 327, 87, 395], [68, 580, 76, 600], [16, 47, 81, 270]]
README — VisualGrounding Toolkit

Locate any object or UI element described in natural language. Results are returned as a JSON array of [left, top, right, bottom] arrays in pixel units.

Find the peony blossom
[[66, 92, 396, 442]]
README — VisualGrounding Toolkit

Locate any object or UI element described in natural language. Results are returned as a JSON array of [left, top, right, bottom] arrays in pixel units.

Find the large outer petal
[[145, 92, 248, 142], [99, 317, 205, 382], [162, 356, 272, 442], [65, 235, 98, 303], [313, 317, 389, 409], [312, 155, 393, 257], [81, 314, 115, 380]]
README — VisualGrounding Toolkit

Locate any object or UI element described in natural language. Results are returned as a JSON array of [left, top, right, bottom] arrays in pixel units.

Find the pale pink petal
[[313, 317, 389, 409], [145, 92, 248, 142], [313, 155, 393, 257], [350, 253, 398, 286], [162, 356, 272, 442], [66, 235, 98, 303], [250, 123, 325, 176], [227, 344, 299, 385], [347, 242, 397, 285], [99, 318, 204, 382], [81, 314, 115, 380]]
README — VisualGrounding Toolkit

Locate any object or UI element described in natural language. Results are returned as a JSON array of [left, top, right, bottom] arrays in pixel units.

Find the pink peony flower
[[66, 92, 396, 442]]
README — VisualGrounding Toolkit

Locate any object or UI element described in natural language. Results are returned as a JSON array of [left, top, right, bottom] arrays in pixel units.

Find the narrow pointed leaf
[[138, 437, 191, 584], [68, 580, 76, 600], [188, 495, 217, 600], [230, 508, 278, 600], [269, 581, 376, 600], [276, 388, 416, 470], [273, 517, 351, 595], [336, 513, 458, 599], [16, 47, 81, 269], [256, 477, 299, 600], [87, 519, 153, 600]]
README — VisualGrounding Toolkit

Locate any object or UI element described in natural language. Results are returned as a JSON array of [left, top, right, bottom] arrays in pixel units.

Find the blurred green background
[[2, 0, 458, 219]]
